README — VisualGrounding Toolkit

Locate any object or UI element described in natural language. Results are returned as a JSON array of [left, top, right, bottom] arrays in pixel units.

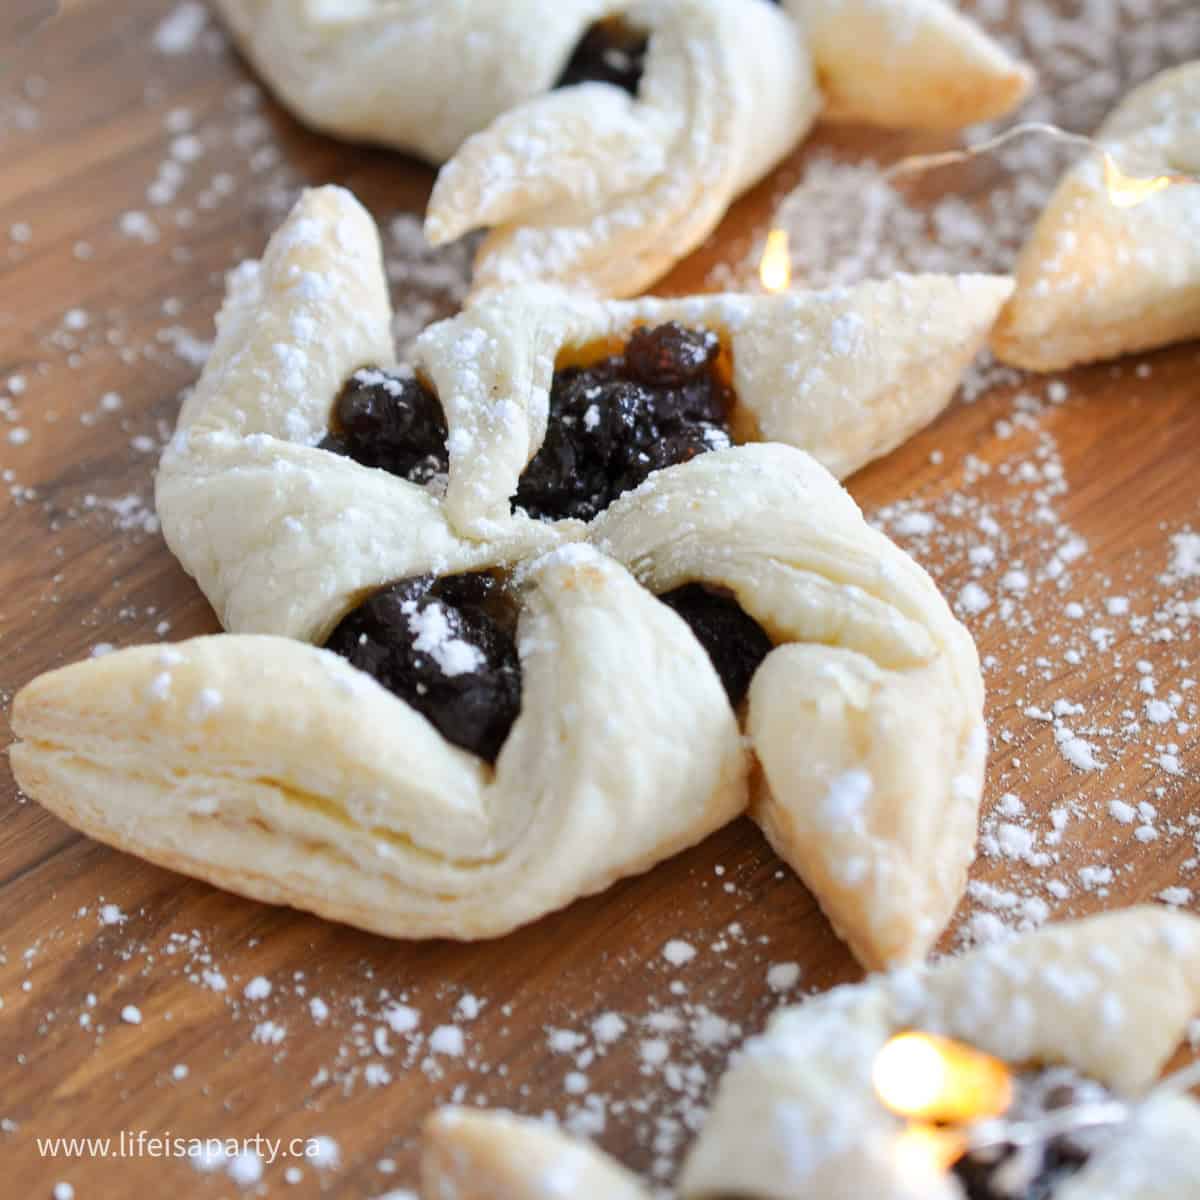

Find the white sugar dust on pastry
[[9, 546, 747, 941], [425, 0, 819, 298], [423, 1108, 651, 1200], [782, 0, 1033, 132], [418, 909, 1200, 1200], [155, 184, 559, 644], [992, 61, 1200, 372], [680, 907, 1200, 1199], [590, 444, 987, 970], [210, 0, 619, 164], [413, 276, 1013, 537]]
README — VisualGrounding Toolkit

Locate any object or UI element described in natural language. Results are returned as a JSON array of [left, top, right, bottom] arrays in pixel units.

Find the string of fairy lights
[[758, 120, 1198, 292], [874, 1031, 1200, 1183]]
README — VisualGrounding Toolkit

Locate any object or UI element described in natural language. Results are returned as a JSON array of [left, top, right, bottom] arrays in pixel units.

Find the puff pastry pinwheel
[[215, 1, 1031, 297], [780, 0, 1033, 132], [13, 183, 988, 963], [419, 908, 1200, 1200], [993, 61, 1200, 372]]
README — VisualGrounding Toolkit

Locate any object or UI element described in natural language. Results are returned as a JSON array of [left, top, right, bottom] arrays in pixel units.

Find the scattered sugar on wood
[[0, 1, 1197, 1194]]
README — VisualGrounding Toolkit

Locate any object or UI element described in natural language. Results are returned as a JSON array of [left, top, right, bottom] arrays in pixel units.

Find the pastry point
[[993, 62, 1200, 371]]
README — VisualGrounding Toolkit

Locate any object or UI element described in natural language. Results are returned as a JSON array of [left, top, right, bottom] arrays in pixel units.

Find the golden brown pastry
[[993, 61, 1200, 371]]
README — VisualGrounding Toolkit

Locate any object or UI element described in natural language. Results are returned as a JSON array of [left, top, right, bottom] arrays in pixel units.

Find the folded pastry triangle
[[992, 61, 1200, 371], [157, 185, 559, 643], [10, 547, 747, 940], [783, 0, 1033, 130], [591, 443, 986, 969], [414, 275, 1013, 538], [211, 0, 616, 163]]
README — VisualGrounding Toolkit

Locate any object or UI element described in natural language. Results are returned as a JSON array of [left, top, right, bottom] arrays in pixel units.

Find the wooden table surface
[[1, 1, 1198, 1196]]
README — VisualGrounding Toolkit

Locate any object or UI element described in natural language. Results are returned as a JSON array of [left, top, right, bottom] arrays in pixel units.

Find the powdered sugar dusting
[[2, 1, 1198, 1195], [154, 3, 209, 56], [402, 599, 486, 677], [874, 380, 1199, 950], [1166, 531, 1200, 581]]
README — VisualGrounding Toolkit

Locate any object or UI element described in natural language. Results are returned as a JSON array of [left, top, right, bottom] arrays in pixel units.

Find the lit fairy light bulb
[[1101, 152, 1177, 208], [758, 229, 791, 294], [884, 121, 1196, 211], [873, 1032, 1013, 1124], [893, 1123, 969, 1177]]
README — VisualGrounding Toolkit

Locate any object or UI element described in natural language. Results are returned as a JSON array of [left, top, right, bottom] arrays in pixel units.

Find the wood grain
[[0, 1, 1197, 1196]]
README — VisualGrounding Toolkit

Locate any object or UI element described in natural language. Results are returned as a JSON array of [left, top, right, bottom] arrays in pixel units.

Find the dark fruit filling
[[952, 1067, 1113, 1200], [658, 584, 773, 706], [555, 20, 649, 95], [515, 322, 734, 523], [318, 367, 448, 486], [324, 572, 520, 763]]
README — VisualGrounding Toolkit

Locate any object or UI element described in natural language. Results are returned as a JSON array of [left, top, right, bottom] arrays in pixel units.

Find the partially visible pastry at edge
[[215, 1, 1030, 298], [425, 0, 820, 297], [426, 0, 1032, 297], [783, 0, 1033, 131], [211, 0, 618, 163], [9, 546, 748, 941], [418, 909, 1200, 1200], [423, 1109, 650, 1200], [682, 907, 1200, 1199], [992, 61, 1200, 372]]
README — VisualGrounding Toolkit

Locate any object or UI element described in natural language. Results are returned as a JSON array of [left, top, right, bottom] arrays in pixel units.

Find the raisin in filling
[[319, 367, 448, 486], [952, 1067, 1111, 1200], [658, 584, 773, 706], [515, 322, 734, 523], [555, 20, 649, 95], [325, 572, 520, 763]]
